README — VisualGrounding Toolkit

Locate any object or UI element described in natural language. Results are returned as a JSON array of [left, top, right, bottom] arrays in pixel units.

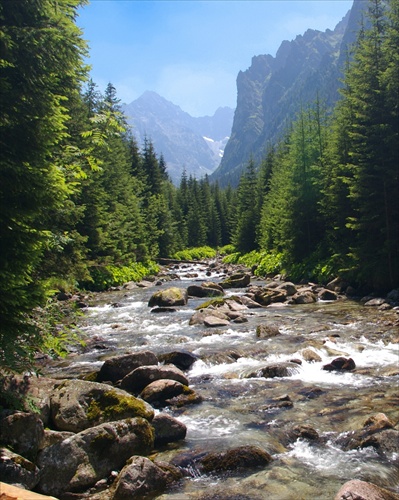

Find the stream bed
[[43, 263, 399, 499]]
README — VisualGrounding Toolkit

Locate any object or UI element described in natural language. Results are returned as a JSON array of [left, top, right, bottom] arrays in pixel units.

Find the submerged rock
[[199, 445, 273, 474], [243, 362, 301, 379]]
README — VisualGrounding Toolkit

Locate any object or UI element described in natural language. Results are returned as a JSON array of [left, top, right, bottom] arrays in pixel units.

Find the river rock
[[148, 287, 188, 307], [243, 362, 301, 379], [0, 411, 44, 461], [360, 429, 399, 456], [220, 273, 251, 289], [0, 447, 41, 490], [112, 456, 168, 500], [152, 413, 187, 445], [364, 297, 386, 306], [276, 281, 298, 296], [256, 324, 281, 338], [120, 364, 189, 394], [199, 445, 273, 473], [318, 288, 339, 301], [140, 379, 186, 407], [204, 315, 231, 327], [50, 379, 154, 432], [301, 348, 322, 363], [97, 350, 159, 383], [36, 417, 154, 496], [334, 479, 399, 500], [187, 282, 224, 297], [240, 295, 263, 308], [292, 290, 317, 304], [157, 350, 198, 370], [322, 357, 356, 371], [326, 277, 349, 293]]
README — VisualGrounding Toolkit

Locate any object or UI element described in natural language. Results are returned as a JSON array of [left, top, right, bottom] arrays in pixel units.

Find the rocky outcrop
[[50, 379, 154, 432], [36, 417, 154, 496]]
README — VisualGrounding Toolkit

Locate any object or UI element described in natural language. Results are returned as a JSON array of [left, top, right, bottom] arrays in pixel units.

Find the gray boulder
[[334, 479, 399, 500], [187, 282, 224, 297], [148, 287, 188, 307], [37, 417, 154, 496], [140, 379, 186, 407], [97, 350, 158, 383], [50, 379, 154, 432], [152, 413, 187, 445], [0, 447, 41, 490], [112, 456, 168, 500], [0, 411, 44, 461], [120, 364, 189, 394], [292, 290, 317, 304]]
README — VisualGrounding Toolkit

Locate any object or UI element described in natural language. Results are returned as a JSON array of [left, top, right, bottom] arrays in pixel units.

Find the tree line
[[0, 0, 397, 372]]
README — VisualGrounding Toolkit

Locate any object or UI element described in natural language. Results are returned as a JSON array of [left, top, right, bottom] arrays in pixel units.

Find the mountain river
[[43, 262, 399, 499]]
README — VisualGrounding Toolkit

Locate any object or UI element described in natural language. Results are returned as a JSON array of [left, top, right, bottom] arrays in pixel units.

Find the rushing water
[[44, 263, 399, 499]]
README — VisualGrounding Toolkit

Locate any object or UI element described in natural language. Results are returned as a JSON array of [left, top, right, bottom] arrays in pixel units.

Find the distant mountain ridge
[[211, 0, 369, 186], [122, 92, 234, 184]]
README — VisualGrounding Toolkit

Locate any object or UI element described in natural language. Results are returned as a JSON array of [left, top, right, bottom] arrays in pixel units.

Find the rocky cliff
[[211, 0, 369, 187]]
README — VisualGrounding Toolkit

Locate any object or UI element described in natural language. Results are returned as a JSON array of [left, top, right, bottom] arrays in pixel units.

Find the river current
[[44, 263, 399, 499]]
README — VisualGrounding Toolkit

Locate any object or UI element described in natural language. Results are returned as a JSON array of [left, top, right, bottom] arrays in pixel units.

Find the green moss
[[86, 390, 152, 422], [195, 297, 226, 310]]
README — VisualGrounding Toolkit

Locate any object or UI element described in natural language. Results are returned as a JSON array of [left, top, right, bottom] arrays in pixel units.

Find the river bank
[[1, 261, 398, 499]]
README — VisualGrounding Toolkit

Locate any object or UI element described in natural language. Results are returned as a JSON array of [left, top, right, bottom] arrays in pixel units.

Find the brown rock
[[97, 350, 158, 383], [120, 364, 189, 394], [334, 479, 399, 500]]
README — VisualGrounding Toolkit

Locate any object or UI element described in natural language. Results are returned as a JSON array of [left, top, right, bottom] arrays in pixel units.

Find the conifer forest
[[0, 0, 398, 372]]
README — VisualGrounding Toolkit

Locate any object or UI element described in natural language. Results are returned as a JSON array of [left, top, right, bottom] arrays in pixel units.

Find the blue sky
[[77, 0, 353, 116]]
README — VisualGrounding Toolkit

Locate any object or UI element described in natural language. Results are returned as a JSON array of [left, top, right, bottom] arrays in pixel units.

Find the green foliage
[[83, 261, 159, 291], [218, 244, 236, 256], [172, 247, 217, 261]]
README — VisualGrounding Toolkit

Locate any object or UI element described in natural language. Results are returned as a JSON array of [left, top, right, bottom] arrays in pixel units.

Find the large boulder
[[97, 351, 158, 383], [120, 364, 189, 394], [292, 290, 317, 304], [37, 417, 154, 496], [151, 413, 187, 445], [148, 287, 188, 307], [50, 379, 154, 432], [0, 411, 44, 461], [112, 456, 168, 500], [0, 447, 41, 491], [334, 479, 399, 500]]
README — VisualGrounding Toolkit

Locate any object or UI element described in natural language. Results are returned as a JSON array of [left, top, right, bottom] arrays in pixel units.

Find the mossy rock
[[148, 287, 188, 307]]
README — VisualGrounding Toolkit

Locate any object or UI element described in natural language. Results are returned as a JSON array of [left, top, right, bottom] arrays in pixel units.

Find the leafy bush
[[83, 261, 159, 291], [222, 250, 284, 277], [218, 244, 236, 256], [172, 246, 217, 261]]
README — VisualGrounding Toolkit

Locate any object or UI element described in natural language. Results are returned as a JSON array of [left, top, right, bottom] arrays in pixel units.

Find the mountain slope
[[122, 92, 233, 184], [211, 0, 368, 187]]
